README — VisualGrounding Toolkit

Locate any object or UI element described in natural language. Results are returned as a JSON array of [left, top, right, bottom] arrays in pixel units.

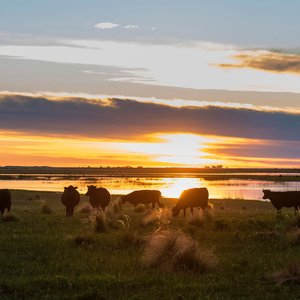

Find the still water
[[1, 175, 300, 200]]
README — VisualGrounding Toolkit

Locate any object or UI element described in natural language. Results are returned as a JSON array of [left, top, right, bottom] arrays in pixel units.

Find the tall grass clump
[[89, 209, 107, 233], [287, 228, 300, 245], [69, 233, 95, 246], [77, 203, 93, 214], [187, 209, 205, 227], [40, 200, 52, 214], [1, 213, 18, 222], [141, 208, 172, 227], [141, 229, 217, 273], [134, 204, 147, 213], [266, 262, 300, 285]]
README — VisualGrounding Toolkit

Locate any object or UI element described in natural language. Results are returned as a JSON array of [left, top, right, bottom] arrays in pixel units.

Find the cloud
[[124, 25, 138, 29], [94, 22, 119, 29], [0, 94, 299, 143], [218, 51, 300, 75]]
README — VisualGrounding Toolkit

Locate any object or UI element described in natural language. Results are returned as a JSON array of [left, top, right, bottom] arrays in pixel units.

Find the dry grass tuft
[[141, 229, 217, 273], [89, 209, 107, 233], [287, 228, 300, 245], [266, 262, 300, 285], [77, 204, 93, 214], [70, 233, 95, 246], [134, 204, 147, 213], [141, 208, 172, 227], [187, 209, 205, 227], [105, 199, 122, 218], [40, 200, 53, 214], [1, 213, 18, 222], [121, 230, 144, 246]]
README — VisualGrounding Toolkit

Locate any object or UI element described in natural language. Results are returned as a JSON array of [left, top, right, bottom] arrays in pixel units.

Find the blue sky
[[2, 0, 300, 47]]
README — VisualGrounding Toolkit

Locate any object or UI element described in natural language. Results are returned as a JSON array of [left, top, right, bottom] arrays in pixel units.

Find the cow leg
[[0, 210, 3, 220], [184, 209, 186, 217], [152, 202, 155, 209], [190, 207, 194, 215], [295, 206, 298, 215]]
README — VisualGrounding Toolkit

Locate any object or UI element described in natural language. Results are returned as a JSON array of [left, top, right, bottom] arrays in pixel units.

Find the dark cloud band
[[0, 94, 299, 141]]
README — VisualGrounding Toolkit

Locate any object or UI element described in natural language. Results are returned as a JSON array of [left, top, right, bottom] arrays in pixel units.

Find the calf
[[172, 187, 209, 217], [86, 185, 110, 211], [0, 189, 11, 219], [61, 185, 80, 217], [121, 190, 163, 209], [262, 189, 300, 214]]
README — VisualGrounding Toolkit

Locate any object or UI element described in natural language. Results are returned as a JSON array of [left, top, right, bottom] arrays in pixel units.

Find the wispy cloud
[[94, 22, 119, 29], [218, 51, 300, 75], [124, 25, 138, 29]]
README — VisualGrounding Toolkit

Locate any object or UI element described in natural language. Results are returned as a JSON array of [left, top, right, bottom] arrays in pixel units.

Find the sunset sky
[[1, 0, 300, 167]]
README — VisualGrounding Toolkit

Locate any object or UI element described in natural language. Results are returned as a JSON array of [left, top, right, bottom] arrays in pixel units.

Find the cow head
[[64, 185, 78, 191], [86, 185, 97, 196], [262, 189, 271, 199]]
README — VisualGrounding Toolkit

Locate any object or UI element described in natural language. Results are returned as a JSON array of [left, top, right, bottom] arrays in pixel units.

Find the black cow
[[86, 185, 110, 211], [172, 187, 209, 217], [0, 189, 11, 219], [121, 190, 163, 209], [262, 189, 300, 214], [61, 185, 80, 217]]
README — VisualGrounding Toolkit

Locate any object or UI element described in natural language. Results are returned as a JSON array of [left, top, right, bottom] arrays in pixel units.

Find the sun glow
[[114, 133, 220, 166]]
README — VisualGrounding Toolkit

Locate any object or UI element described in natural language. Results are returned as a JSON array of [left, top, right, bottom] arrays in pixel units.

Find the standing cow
[[86, 185, 110, 211], [61, 185, 80, 217], [0, 189, 11, 219], [121, 190, 163, 209], [172, 187, 209, 217], [262, 189, 300, 214]]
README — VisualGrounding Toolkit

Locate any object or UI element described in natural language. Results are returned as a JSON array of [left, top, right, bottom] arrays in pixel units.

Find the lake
[[1, 173, 300, 200]]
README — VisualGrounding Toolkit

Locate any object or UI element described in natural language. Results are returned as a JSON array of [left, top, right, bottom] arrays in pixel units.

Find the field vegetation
[[0, 190, 300, 299]]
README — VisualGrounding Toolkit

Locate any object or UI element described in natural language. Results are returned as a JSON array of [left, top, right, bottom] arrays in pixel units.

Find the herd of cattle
[[1, 186, 300, 219]]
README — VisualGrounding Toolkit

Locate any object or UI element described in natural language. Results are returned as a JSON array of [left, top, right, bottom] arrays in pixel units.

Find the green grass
[[0, 190, 300, 299]]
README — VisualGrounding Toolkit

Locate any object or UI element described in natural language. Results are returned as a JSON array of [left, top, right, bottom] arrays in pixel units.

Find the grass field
[[0, 190, 300, 299]]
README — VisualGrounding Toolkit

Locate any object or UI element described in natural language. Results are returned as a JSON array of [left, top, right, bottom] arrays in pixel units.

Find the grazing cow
[[86, 185, 110, 211], [121, 190, 163, 209], [172, 187, 209, 217], [61, 185, 80, 217], [262, 189, 300, 214], [0, 189, 11, 219]]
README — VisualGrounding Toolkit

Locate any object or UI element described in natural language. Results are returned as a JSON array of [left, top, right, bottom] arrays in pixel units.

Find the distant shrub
[[141, 229, 217, 273], [266, 261, 300, 285]]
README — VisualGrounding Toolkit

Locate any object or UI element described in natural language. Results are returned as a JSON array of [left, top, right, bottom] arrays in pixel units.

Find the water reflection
[[1, 176, 300, 200]]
